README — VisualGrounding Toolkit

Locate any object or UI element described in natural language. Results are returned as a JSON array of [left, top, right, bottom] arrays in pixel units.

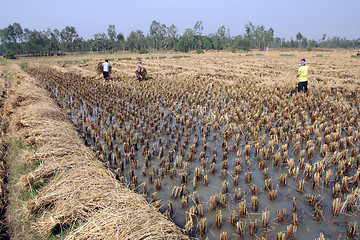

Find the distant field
[[23, 49, 360, 90]]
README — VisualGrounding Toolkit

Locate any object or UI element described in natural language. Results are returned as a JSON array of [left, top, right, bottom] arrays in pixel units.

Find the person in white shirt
[[101, 59, 112, 80]]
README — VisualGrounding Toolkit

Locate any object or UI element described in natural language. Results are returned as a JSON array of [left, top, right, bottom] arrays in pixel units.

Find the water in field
[[29, 67, 360, 240]]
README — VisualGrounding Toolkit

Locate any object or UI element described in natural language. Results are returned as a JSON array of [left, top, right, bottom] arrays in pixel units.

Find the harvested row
[[5, 64, 186, 239]]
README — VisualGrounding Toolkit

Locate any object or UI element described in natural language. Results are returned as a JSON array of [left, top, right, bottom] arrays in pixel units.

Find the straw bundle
[[22, 147, 186, 239], [236, 221, 245, 237], [346, 221, 357, 238], [67, 202, 185, 240]]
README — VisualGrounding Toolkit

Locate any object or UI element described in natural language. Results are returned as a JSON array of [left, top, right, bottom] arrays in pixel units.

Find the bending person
[[135, 60, 143, 81]]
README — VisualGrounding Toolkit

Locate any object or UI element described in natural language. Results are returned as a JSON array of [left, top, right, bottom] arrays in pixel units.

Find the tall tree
[[296, 32, 303, 42], [60, 26, 79, 52], [244, 22, 274, 50], [45, 28, 61, 55], [23, 29, 48, 55], [92, 33, 108, 52], [107, 24, 117, 52], [232, 35, 251, 51], [193, 21, 204, 49], [214, 25, 230, 49], [149, 20, 167, 50], [126, 30, 146, 51], [116, 32, 125, 50], [244, 22, 255, 47], [107, 24, 116, 41], [164, 24, 178, 50], [254, 25, 265, 49], [0, 23, 24, 54], [202, 36, 213, 50], [183, 28, 195, 51], [264, 28, 274, 48]]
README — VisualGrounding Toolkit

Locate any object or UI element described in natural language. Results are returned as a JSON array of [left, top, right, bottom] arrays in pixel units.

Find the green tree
[[244, 22, 255, 48], [322, 34, 327, 41], [0, 23, 24, 54], [301, 37, 308, 48], [164, 24, 178, 50], [271, 37, 282, 48], [308, 39, 318, 47], [107, 24, 116, 41], [174, 37, 186, 52], [92, 33, 108, 52], [116, 32, 125, 50], [60, 26, 79, 52], [264, 28, 274, 48], [216, 25, 230, 49], [0, 44, 5, 55], [296, 32, 303, 42], [202, 36, 213, 50], [254, 25, 265, 49], [125, 30, 146, 51], [176, 28, 195, 51], [23, 29, 48, 56], [233, 35, 251, 51], [149, 20, 167, 50], [244, 22, 274, 50], [193, 21, 204, 49], [107, 24, 116, 52], [45, 28, 61, 55], [73, 37, 84, 52]]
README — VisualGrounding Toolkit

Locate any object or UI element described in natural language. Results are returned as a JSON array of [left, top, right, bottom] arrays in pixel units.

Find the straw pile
[[97, 62, 103, 74], [0, 65, 8, 238], [5, 64, 186, 239], [0, 137, 5, 237]]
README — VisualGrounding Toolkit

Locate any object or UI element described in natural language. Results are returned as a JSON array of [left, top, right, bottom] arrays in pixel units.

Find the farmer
[[298, 58, 309, 93], [135, 59, 143, 81], [101, 59, 112, 80]]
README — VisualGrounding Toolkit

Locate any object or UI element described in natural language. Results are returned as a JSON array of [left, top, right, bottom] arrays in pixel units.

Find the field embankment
[[1, 62, 186, 239], [0, 60, 9, 239]]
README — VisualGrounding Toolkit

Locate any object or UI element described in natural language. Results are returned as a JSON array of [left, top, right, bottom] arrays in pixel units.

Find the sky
[[1, 0, 359, 41]]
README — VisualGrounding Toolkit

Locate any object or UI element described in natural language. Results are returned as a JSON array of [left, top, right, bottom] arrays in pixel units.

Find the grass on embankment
[[1, 61, 50, 239]]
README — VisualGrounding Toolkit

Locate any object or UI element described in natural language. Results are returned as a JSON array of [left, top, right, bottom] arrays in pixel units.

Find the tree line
[[1, 21, 359, 57]]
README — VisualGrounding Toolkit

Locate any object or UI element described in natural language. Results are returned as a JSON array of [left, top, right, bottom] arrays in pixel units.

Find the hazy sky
[[1, 0, 359, 41]]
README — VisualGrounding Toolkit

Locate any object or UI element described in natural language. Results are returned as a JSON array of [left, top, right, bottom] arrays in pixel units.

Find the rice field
[[2, 63, 185, 240], [24, 50, 360, 239]]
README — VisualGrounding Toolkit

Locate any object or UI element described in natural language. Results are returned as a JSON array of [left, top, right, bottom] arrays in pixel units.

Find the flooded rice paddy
[[25, 54, 360, 239]]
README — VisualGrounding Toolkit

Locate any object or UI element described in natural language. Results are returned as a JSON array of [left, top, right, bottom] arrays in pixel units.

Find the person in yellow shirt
[[298, 58, 309, 93]]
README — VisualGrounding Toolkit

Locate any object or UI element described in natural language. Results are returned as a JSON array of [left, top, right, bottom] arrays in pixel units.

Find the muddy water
[[42, 77, 359, 240]]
